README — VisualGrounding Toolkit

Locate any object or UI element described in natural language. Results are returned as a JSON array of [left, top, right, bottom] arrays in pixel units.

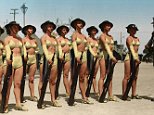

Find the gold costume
[[24, 41, 38, 65], [58, 39, 72, 62], [99, 35, 114, 60], [5, 39, 25, 69], [42, 39, 58, 66], [124, 40, 140, 61], [72, 37, 88, 63]]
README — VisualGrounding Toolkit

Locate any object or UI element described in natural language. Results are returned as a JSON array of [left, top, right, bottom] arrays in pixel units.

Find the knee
[[124, 74, 130, 80], [79, 75, 84, 82], [99, 76, 105, 81], [29, 76, 34, 83], [63, 72, 69, 79], [14, 82, 21, 88], [49, 78, 56, 85]]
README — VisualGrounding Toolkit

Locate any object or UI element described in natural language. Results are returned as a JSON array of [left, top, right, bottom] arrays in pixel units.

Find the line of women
[[0, 18, 141, 113]]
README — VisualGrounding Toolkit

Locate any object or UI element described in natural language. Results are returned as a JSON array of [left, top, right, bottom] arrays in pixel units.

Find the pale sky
[[0, 0, 154, 53]]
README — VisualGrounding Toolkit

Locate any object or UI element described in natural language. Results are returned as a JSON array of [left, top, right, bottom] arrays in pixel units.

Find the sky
[[0, 0, 154, 53]]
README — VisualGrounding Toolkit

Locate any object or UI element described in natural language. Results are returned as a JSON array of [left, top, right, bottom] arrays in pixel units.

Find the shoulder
[[4, 36, 11, 43]]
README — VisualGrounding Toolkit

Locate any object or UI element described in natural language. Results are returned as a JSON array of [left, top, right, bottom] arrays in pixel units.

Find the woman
[[0, 27, 5, 104], [85, 26, 99, 95], [98, 20, 117, 101], [40, 21, 61, 107], [56, 25, 71, 97], [71, 18, 91, 104], [122, 24, 141, 101], [4, 21, 28, 112], [22, 25, 38, 101]]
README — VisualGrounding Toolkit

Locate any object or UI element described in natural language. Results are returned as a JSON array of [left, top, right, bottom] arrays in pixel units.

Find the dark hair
[[56, 25, 69, 36], [5, 21, 22, 35], [41, 21, 56, 33], [99, 20, 113, 32], [86, 26, 98, 35]]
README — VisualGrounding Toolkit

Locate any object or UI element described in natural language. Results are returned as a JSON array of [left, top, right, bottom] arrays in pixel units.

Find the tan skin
[[4, 25, 24, 108], [85, 29, 99, 94], [98, 24, 117, 97], [38, 41, 43, 96], [57, 27, 71, 95], [72, 21, 88, 101], [41, 24, 58, 102], [0, 40, 5, 102], [22, 27, 38, 98], [122, 28, 140, 96]]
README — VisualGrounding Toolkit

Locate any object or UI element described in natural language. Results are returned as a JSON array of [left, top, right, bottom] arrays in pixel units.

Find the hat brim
[[71, 18, 85, 29], [86, 26, 98, 34], [126, 27, 139, 31], [41, 21, 56, 30], [22, 25, 36, 35], [5, 23, 22, 31], [0, 28, 4, 35], [99, 21, 113, 29], [57, 25, 69, 35]]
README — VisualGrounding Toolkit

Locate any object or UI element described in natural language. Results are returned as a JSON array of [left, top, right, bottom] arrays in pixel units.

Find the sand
[[2, 62, 154, 115]]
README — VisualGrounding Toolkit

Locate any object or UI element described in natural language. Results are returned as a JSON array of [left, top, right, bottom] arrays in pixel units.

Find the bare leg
[[0, 66, 3, 101], [92, 61, 99, 94], [49, 65, 57, 102], [79, 62, 87, 100], [28, 64, 36, 97], [13, 67, 23, 106], [63, 61, 71, 95], [122, 60, 130, 95], [38, 64, 43, 96], [132, 66, 139, 96], [98, 58, 106, 96]]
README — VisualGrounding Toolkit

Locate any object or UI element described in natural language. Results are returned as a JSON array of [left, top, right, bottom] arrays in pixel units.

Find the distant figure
[[98, 20, 118, 101], [56, 25, 71, 97], [4, 21, 28, 112], [122, 24, 142, 101], [22, 25, 38, 101]]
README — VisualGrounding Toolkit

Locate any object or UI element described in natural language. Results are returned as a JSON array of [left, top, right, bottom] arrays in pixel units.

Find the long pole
[[10, 9, 19, 21], [152, 17, 154, 67], [21, 3, 28, 26]]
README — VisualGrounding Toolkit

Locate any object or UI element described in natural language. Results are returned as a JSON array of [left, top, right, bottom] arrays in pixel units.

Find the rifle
[[152, 17, 154, 67], [99, 50, 121, 103], [1, 53, 13, 113], [85, 57, 98, 97], [37, 53, 55, 109], [122, 54, 139, 100], [68, 52, 83, 106], [55, 53, 65, 99], [20, 53, 28, 103]]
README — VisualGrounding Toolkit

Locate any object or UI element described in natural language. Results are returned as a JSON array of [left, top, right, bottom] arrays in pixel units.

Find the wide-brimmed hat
[[5, 21, 22, 30], [41, 21, 56, 30], [71, 18, 86, 29], [86, 26, 98, 34], [99, 20, 113, 29], [126, 24, 139, 31], [56, 25, 69, 35], [22, 25, 36, 35], [0, 27, 4, 35]]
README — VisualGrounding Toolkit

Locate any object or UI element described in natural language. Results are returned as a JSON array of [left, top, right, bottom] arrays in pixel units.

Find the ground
[[2, 62, 154, 115]]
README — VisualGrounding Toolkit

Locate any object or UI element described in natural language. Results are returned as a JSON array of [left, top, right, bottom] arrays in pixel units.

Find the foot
[[65, 93, 70, 98], [15, 104, 28, 111], [82, 98, 93, 104], [51, 101, 62, 107], [97, 96, 108, 103], [4, 105, 9, 113], [131, 95, 142, 99], [122, 96, 131, 101], [108, 96, 118, 102], [29, 96, 38, 102]]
